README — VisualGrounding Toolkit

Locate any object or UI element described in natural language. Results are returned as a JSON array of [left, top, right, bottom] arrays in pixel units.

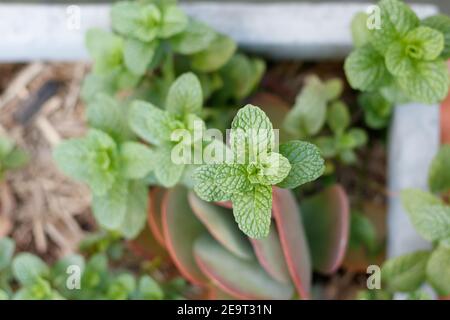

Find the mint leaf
[[138, 275, 163, 300], [124, 38, 157, 76], [351, 12, 371, 47], [422, 14, 450, 59], [230, 104, 274, 161], [426, 245, 450, 296], [53, 130, 118, 196], [428, 145, 450, 194], [277, 140, 325, 189], [369, 0, 419, 54], [401, 189, 450, 242], [381, 250, 430, 292], [403, 26, 444, 61], [154, 144, 185, 187], [166, 72, 203, 116], [385, 42, 415, 76], [344, 45, 390, 91], [248, 153, 291, 185], [12, 253, 49, 285], [397, 60, 449, 104], [157, 5, 188, 39], [324, 78, 344, 101], [215, 164, 253, 194], [117, 181, 148, 239], [232, 184, 272, 239], [193, 165, 231, 202], [327, 101, 350, 134], [92, 178, 128, 230], [111, 2, 161, 42], [358, 92, 393, 129], [86, 94, 131, 142], [0, 237, 15, 271], [191, 34, 237, 72], [129, 100, 174, 145], [119, 142, 155, 179], [85, 29, 123, 75], [171, 20, 216, 55]]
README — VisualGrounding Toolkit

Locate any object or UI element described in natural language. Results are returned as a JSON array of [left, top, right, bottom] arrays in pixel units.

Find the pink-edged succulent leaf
[[300, 184, 350, 274], [194, 234, 294, 300], [148, 187, 166, 247], [215, 200, 233, 209], [272, 187, 312, 299], [162, 186, 208, 286], [250, 224, 291, 284], [188, 192, 254, 260], [208, 286, 237, 300]]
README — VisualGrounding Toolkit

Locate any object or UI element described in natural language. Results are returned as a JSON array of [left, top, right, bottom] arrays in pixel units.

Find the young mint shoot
[[193, 105, 325, 238], [128, 72, 204, 188], [345, 0, 450, 105]]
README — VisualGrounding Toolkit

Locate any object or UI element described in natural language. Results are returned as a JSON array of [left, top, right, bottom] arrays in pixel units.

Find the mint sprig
[[193, 105, 325, 238]]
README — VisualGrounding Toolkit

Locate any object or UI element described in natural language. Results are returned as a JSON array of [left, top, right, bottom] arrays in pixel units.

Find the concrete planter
[[0, 1, 443, 283]]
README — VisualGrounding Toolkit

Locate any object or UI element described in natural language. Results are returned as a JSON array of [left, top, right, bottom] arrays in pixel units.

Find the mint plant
[[0, 136, 28, 180], [346, 0, 450, 106], [193, 105, 325, 238], [54, 94, 155, 239], [128, 72, 205, 188], [0, 237, 172, 300]]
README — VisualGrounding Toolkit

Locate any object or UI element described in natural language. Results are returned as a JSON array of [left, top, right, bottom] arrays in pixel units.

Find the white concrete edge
[[0, 2, 439, 61]]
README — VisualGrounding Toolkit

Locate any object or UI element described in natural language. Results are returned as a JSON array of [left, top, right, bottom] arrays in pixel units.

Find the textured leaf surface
[[188, 192, 253, 260], [157, 5, 187, 39], [154, 144, 185, 188], [382, 250, 430, 292], [301, 185, 350, 274], [120, 142, 155, 179], [423, 14, 450, 59], [124, 39, 156, 76], [166, 72, 203, 116], [232, 185, 272, 239], [194, 234, 294, 300], [193, 165, 231, 202], [428, 145, 450, 193], [277, 140, 324, 189], [426, 245, 450, 296]]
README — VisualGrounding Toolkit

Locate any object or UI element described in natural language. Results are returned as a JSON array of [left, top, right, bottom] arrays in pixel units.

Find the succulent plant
[[143, 183, 350, 299]]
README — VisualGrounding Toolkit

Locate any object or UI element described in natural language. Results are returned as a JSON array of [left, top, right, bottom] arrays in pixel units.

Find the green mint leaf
[[232, 184, 272, 239], [422, 14, 450, 59], [119, 142, 155, 179], [12, 253, 49, 286], [124, 38, 157, 76], [166, 72, 203, 116], [344, 45, 390, 91], [358, 92, 393, 129], [381, 250, 430, 292], [117, 180, 148, 239], [283, 76, 328, 137], [327, 101, 350, 134], [138, 275, 164, 300], [215, 164, 253, 194], [397, 60, 449, 104], [0, 237, 15, 271], [403, 26, 444, 61], [85, 29, 123, 75], [191, 34, 237, 72], [401, 189, 450, 242], [277, 140, 325, 189], [92, 178, 128, 230], [111, 2, 161, 42], [428, 145, 450, 194], [86, 94, 131, 142], [171, 20, 217, 55], [193, 165, 232, 202], [426, 245, 450, 296], [323, 78, 344, 101], [129, 100, 174, 145], [53, 130, 118, 196], [157, 5, 188, 39], [349, 212, 378, 253], [369, 0, 419, 54], [107, 273, 136, 300], [154, 144, 185, 187], [248, 153, 291, 185], [346, 128, 368, 148], [81, 73, 117, 102], [351, 12, 371, 47], [314, 136, 338, 159], [230, 104, 274, 161], [385, 42, 415, 76]]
